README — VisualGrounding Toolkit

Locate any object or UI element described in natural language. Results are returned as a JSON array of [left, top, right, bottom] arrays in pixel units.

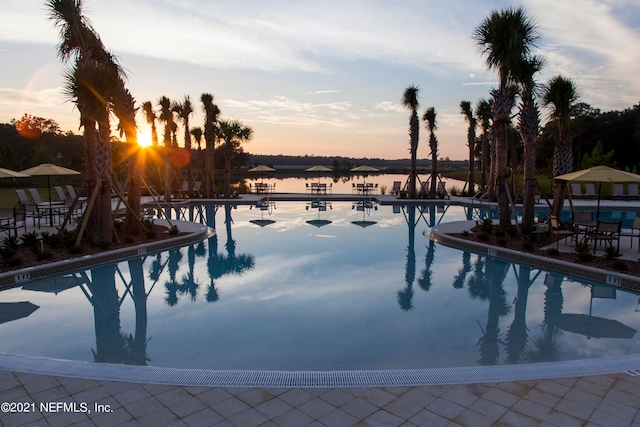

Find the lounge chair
[[0, 207, 27, 238], [15, 189, 42, 227], [613, 183, 625, 199], [392, 181, 401, 195], [570, 183, 583, 198], [584, 183, 596, 198], [628, 183, 639, 199], [437, 181, 449, 199]]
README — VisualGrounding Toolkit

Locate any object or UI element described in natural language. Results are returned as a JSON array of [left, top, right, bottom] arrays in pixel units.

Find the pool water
[[1, 202, 639, 371]]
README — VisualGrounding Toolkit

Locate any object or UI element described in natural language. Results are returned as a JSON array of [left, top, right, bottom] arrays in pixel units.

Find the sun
[[137, 130, 153, 147]]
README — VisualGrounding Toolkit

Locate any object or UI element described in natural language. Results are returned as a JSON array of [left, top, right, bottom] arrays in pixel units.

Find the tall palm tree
[[191, 127, 203, 183], [218, 119, 253, 197], [516, 56, 545, 231], [475, 98, 493, 192], [460, 101, 477, 196], [48, 0, 125, 244], [201, 93, 221, 197], [402, 86, 420, 198], [473, 6, 540, 227], [158, 96, 173, 200], [64, 58, 117, 244], [142, 101, 158, 146], [423, 107, 438, 198], [48, 0, 142, 240], [174, 96, 194, 196], [543, 75, 579, 217]]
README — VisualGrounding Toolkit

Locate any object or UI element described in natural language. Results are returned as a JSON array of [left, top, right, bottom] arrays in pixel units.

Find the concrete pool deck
[[3, 196, 640, 425]]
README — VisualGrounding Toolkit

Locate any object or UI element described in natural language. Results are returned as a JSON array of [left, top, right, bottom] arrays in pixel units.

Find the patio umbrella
[[351, 201, 377, 228], [0, 167, 30, 179], [22, 275, 81, 295], [250, 201, 276, 227], [351, 165, 379, 185], [305, 165, 332, 183], [20, 163, 81, 226], [306, 200, 332, 228], [550, 314, 636, 339], [250, 219, 276, 227], [555, 165, 640, 219], [248, 165, 276, 182], [0, 301, 39, 325]]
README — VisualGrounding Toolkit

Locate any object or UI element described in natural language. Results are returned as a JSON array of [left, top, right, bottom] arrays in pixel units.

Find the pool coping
[[0, 219, 209, 288], [430, 220, 640, 291]]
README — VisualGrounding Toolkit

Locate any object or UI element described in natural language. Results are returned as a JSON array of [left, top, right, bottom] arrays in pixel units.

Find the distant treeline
[[246, 154, 468, 171]]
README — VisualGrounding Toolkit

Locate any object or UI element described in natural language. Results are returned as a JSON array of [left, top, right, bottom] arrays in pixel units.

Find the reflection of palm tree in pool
[[89, 265, 127, 364], [452, 251, 472, 289], [474, 257, 511, 366], [127, 257, 150, 365], [178, 244, 200, 302], [397, 206, 416, 311], [206, 204, 255, 302], [417, 239, 435, 292], [506, 265, 537, 364], [164, 248, 183, 306], [526, 272, 564, 362]]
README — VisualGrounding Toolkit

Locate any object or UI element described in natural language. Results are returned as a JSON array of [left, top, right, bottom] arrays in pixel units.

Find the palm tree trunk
[[521, 96, 539, 231], [492, 87, 513, 228], [408, 112, 418, 199], [224, 156, 232, 197]]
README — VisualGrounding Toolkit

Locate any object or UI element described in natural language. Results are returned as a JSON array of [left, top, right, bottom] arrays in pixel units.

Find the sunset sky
[[1, 0, 638, 160]]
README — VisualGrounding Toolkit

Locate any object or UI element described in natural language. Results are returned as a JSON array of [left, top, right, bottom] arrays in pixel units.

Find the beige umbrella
[[0, 167, 30, 179], [351, 165, 379, 187], [20, 163, 81, 226], [305, 165, 333, 184], [0, 301, 39, 325], [248, 165, 276, 183], [555, 165, 640, 219]]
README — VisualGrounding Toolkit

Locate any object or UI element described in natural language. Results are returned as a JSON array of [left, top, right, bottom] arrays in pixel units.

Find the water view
[[1, 202, 639, 371]]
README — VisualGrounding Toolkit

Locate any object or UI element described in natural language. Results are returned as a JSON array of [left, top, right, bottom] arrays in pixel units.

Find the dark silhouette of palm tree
[[164, 248, 183, 306], [505, 265, 538, 364], [127, 257, 150, 365], [452, 252, 472, 289], [402, 86, 420, 198], [397, 206, 416, 311]]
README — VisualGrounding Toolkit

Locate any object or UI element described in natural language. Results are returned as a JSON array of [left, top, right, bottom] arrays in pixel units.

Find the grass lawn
[[0, 188, 51, 209]]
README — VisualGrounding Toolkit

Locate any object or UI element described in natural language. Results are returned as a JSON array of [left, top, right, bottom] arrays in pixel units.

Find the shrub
[[5, 256, 21, 267], [399, 190, 407, 199], [20, 232, 40, 250], [146, 229, 157, 239], [497, 237, 509, 246], [521, 241, 534, 251], [494, 228, 506, 238], [603, 245, 621, 260], [546, 247, 560, 256], [480, 218, 494, 234], [379, 185, 387, 195], [168, 225, 179, 235], [68, 245, 83, 255], [462, 230, 470, 236], [505, 227, 518, 238], [448, 186, 461, 197]]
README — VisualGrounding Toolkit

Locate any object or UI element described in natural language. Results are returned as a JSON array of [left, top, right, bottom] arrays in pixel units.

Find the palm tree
[[48, 0, 142, 240], [174, 96, 194, 196], [63, 58, 117, 244], [473, 6, 540, 227], [402, 86, 420, 198], [218, 119, 253, 197], [141, 101, 158, 147], [48, 0, 125, 244], [515, 56, 545, 231], [158, 96, 173, 201], [423, 107, 438, 198], [475, 99, 493, 193], [201, 93, 221, 197], [460, 101, 477, 196], [191, 127, 203, 183], [543, 75, 579, 217]]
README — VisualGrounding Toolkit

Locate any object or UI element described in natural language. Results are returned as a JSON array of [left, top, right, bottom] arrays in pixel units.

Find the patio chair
[[65, 185, 87, 204], [613, 183, 625, 199], [193, 181, 203, 197], [573, 211, 594, 239], [627, 183, 639, 199], [549, 215, 577, 249], [584, 183, 597, 198], [437, 181, 449, 199], [392, 181, 401, 195], [0, 206, 27, 238], [15, 189, 42, 228], [570, 183, 583, 198], [588, 220, 622, 254], [620, 216, 640, 251]]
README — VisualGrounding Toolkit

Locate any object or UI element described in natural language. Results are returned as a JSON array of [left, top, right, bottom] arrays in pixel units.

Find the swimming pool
[[1, 202, 639, 372]]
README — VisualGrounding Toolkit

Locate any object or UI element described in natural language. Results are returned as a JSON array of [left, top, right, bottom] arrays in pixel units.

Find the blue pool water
[[1, 202, 639, 371]]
